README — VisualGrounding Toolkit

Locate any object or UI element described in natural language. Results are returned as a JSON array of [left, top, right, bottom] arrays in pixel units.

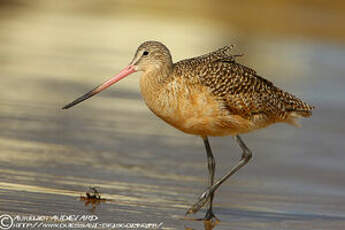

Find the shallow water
[[1, 1, 345, 229]]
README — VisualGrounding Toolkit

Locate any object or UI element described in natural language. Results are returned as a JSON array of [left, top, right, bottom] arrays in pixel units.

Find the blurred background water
[[0, 0, 345, 229]]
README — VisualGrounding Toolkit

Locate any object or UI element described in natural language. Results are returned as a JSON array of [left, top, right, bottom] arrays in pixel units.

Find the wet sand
[[1, 1, 345, 229]]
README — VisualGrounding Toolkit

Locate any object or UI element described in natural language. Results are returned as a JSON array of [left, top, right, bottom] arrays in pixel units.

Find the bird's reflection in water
[[80, 187, 108, 211], [184, 217, 220, 230]]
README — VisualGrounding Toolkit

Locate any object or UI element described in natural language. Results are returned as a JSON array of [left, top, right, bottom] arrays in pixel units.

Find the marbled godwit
[[62, 41, 314, 221]]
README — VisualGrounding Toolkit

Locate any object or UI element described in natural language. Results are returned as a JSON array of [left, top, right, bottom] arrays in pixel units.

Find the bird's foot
[[185, 189, 211, 215], [183, 209, 220, 229], [196, 209, 219, 224], [204, 209, 219, 222]]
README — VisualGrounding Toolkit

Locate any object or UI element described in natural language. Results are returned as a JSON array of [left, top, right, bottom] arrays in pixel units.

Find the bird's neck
[[140, 64, 172, 87], [139, 66, 173, 109]]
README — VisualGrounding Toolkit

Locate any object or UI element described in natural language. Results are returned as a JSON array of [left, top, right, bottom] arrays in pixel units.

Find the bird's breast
[[140, 75, 251, 136]]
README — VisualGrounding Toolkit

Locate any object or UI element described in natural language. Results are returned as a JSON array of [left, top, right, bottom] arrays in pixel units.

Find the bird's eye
[[143, 51, 149, 56]]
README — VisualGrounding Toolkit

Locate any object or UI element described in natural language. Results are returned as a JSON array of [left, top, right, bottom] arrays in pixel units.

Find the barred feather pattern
[[173, 45, 314, 124]]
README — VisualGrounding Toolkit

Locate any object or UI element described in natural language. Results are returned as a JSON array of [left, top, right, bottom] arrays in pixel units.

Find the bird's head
[[130, 41, 173, 73], [62, 41, 172, 110]]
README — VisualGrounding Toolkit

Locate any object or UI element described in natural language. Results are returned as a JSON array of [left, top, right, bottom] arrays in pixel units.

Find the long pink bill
[[62, 65, 136, 109]]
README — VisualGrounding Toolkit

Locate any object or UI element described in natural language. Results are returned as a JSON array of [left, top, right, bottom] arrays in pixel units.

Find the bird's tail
[[284, 103, 315, 127]]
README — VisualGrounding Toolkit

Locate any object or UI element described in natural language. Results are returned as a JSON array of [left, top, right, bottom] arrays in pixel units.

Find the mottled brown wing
[[174, 47, 314, 120], [202, 61, 313, 120]]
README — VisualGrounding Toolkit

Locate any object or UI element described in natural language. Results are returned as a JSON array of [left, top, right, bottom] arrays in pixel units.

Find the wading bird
[[63, 41, 314, 221]]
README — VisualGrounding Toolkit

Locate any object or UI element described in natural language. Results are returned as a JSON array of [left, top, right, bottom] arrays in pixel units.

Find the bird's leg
[[201, 136, 217, 221], [186, 135, 252, 215]]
